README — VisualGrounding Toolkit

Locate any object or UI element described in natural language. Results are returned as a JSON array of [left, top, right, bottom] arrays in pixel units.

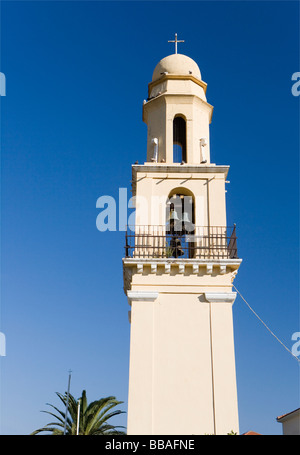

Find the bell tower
[[123, 48, 242, 435]]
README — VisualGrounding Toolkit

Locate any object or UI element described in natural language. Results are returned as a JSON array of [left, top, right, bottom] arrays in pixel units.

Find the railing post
[[228, 224, 238, 259], [125, 228, 128, 258]]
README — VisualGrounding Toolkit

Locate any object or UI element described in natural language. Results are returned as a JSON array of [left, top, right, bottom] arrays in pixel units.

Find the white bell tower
[[123, 46, 242, 435]]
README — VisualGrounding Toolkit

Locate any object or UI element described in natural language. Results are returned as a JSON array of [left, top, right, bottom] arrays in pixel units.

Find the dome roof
[[152, 54, 201, 82]]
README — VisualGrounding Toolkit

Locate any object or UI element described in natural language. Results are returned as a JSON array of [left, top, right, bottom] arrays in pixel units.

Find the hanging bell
[[167, 210, 180, 222], [166, 210, 181, 234], [182, 212, 194, 233], [182, 212, 191, 223]]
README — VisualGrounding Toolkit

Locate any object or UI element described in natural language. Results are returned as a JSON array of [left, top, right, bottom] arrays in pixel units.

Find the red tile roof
[[242, 431, 261, 435], [277, 408, 300, 422]]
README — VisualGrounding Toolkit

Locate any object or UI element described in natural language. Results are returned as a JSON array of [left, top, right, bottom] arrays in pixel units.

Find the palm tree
[[31, 390, 126, 435]]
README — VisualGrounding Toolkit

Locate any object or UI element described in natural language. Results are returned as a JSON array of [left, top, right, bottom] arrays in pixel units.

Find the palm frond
[[32, 390, 126, 435], [84, 397, 124, 434], [31, 421, 65, 435]]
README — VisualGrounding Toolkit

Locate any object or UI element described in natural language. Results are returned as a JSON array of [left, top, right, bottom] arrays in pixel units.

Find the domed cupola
[[152, 53, 202, 82]]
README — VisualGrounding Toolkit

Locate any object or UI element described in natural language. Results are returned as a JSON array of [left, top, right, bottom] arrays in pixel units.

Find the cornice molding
[[148, 74, 208, 95], [123, 258, 242, 277], [132, 164, 229, 176]]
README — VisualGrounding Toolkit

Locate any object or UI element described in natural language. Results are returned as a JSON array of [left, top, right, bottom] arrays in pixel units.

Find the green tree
[[31, 390, 126, 435]]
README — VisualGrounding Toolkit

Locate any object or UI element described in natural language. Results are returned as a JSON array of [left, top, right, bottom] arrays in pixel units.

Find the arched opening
[[173, 116, 186, 163], [166, 188, 195, 258]]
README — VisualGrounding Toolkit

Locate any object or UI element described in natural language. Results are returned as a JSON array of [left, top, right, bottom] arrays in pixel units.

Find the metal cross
[[168, 33, 184, 54]]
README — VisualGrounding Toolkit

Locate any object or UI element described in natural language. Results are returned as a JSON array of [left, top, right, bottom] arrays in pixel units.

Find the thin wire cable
[[233, 285, 300, 363]]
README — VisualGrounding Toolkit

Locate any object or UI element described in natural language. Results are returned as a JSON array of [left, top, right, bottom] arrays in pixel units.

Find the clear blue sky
[[0, 1, 299, 435]]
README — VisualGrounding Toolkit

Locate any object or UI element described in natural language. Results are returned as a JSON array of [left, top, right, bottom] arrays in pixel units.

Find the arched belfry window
[[166, 188, 195, 258], [173, 116, 186, 163]]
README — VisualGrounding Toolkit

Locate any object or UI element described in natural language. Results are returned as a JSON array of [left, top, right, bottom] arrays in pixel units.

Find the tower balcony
[[125, 225, 238, 260]]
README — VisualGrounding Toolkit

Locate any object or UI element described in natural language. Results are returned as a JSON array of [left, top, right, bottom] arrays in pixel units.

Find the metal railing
[[125, 225, 238, 259]]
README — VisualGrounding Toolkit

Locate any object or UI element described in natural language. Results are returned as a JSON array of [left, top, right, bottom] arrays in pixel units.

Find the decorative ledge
[[127, 290, 159, 304], [206, 264, 213, 275], [204, 292, 237, 304], [178, 264, 185, 274], [220, 264, 227, 274], [150, 263, 157, 274]]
